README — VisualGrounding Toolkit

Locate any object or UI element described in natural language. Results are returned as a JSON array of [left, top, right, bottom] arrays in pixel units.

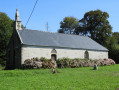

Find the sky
[[0, 0, 119, 32]]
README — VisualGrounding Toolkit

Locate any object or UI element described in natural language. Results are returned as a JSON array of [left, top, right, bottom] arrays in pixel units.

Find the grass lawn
[[0, 65, 119, 90]]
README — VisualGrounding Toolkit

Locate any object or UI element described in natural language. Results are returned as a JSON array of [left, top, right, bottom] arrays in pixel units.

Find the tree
[[0, 12, 13, 65], [109, 44, 119, 63], [58, 17, 79, 34], [58, 29, 64, 33], [76, 10, 112, 46], [107, 32, 119, 63], [112, 32, 119, 44]]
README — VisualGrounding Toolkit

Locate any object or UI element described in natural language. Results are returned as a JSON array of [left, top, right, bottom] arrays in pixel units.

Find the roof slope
[[18, 29, 108, 51]]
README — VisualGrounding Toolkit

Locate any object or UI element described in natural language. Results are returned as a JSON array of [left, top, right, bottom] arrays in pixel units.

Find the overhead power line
[[25, 0, 39, 28], [20, 0, 39, 35]]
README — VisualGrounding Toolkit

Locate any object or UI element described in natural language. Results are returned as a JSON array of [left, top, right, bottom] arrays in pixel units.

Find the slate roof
[[18, 29, 108, 51]]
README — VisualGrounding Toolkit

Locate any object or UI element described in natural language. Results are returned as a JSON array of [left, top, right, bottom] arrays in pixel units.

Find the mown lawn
[[0, 65, 119, 90]]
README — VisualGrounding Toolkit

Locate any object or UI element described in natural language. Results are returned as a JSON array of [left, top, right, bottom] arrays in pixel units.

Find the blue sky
[[0, 0, 119, 32]]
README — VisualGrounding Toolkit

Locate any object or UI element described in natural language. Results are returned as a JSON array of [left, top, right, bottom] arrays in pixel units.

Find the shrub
[[56, 58, 115, 68], [22, 57, 115, 69], [22, 57, 57, 69], [56, 58, 72, 68]]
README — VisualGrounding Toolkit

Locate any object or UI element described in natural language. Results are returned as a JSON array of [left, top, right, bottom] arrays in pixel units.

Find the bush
[[22, 57, 57, 69], [56, 58, 115, 68], [22, 57, 115, 69], [57, 57, 72, 68]]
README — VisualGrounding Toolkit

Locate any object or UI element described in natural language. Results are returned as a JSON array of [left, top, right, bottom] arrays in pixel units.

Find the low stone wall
[[21, 57, 115, 69]]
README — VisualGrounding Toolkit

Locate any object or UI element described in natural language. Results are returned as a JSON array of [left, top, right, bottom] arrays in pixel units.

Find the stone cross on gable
[[15, 9, 22, 30]]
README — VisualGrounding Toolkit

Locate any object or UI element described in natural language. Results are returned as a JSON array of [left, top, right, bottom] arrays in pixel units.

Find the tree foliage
[[58, 10, 112, 46], [107, 32, 119, 63], [58, 17, 79, 34], [109, 43, 119, 63], [112, 32, 119, 44], [0, 12, 13, 65], [76, 10, 112, 46]]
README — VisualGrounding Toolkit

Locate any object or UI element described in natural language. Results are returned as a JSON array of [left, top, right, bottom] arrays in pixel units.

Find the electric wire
[[20, 0, 39, 35]]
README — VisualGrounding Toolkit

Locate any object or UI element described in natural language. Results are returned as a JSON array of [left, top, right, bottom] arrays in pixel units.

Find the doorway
[[51, 54, 57, 61], [84, 51, 89, 59]]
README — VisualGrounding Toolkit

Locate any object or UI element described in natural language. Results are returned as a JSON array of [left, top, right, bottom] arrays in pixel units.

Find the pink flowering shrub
[[56, 58, 115, 68], [22, 57, 115, 69]]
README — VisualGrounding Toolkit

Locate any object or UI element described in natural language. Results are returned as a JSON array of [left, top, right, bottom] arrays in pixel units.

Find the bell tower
[[15, 9, 22, 30]]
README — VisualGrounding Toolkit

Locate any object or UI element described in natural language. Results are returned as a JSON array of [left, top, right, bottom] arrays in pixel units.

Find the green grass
[[0, 65, 119, 90]]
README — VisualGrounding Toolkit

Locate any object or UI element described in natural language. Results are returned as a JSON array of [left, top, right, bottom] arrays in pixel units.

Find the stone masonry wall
[[21, 45, 108, 64], [6, 29, 21, 69]]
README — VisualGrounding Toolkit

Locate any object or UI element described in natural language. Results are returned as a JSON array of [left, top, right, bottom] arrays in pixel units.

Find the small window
[[84, 51, 89, 59]]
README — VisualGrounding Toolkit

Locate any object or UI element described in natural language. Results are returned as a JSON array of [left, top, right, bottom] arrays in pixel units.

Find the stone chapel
[[6, 9, 108, 69]]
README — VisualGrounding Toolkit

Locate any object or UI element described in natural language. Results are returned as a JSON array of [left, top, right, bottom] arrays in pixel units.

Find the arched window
[[51, 49, 57, 60], [84, 51, 89, 59]]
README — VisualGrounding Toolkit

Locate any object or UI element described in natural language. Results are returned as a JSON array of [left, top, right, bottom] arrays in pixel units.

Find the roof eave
[[22, 44, 108, 52]]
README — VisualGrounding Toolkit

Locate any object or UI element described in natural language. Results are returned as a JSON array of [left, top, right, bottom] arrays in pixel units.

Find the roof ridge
[[22, 29, 88, 37], [23, 29, 55, 33], [56, 32, 88, 37]]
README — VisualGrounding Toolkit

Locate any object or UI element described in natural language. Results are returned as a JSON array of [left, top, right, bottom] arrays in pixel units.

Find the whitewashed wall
[[21, 46, 108, 64]]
